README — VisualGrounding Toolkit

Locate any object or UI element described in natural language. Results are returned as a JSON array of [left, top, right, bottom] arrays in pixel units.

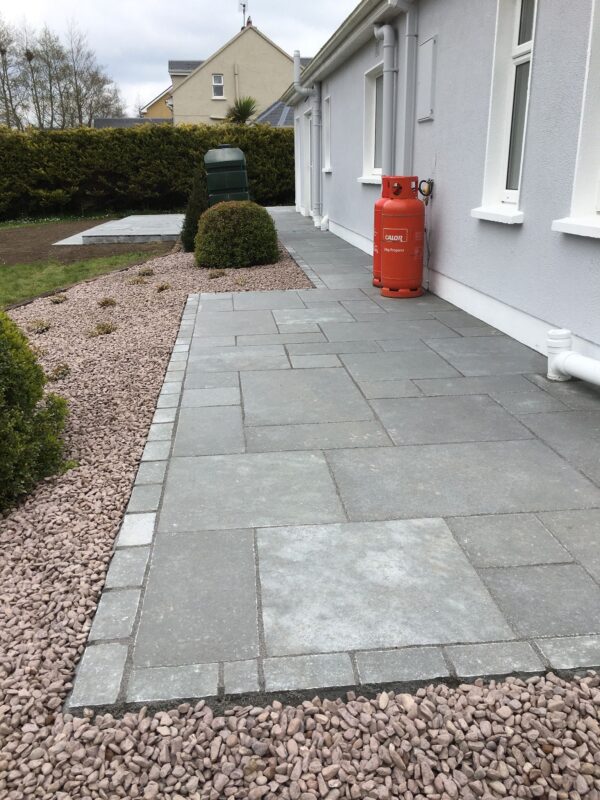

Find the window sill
[[551, 216, 600, 239], [471, 205, 524, 224], [322, 167, 332, 174], [212, 97, 227, 101], [357, 175, 382, 185]]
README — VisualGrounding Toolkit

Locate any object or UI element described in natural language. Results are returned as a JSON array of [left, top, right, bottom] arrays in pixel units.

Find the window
[[322, 96, 331, 172], [471, 0, 537, 223], [359, 65, 384, 183], [212, 74, 224, 98], [552, 0, 600, 238]]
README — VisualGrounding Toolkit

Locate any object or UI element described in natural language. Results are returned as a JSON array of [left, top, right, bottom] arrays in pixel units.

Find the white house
[[282, 0, 600, 357]]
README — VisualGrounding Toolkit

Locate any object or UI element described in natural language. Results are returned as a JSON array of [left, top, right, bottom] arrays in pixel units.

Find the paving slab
[[232, 291, 306, 310], [522, 409, 600, 483], [127, 663, 219, 703], [327, 440, 600, 521], [134, 532, 258, 667], [246, 420, 391, 452], [536, 510, 600, 581], [426, 335, 547, 375], [447, 513, 572, 567], [159, 452, 345, 531], [445, 641, 543, 677], [187, 345, 289, 372], [340, 351, 460, 382], [321, 318, 457, 342], [482, 564, 600, 638], [356, 647, 450, 685], [224, 660, 260, 695], [69, 643, 128, 708], [181, 387, 240, 406], [371, 394, 532, 445], [535, 635, 600, 670], [414, 375, 540, 396], [173, 406, 244, 456], [242, 368, 373, 426], [263, 654, 355, 692], [105, 548, 150, 589], [193, 310, 278, 337], [258, 519, 513, 655], [54, 214, 184, 246], [89, 589, 140, 642]]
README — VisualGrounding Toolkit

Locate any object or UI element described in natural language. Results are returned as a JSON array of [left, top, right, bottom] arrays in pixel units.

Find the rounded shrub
[[0, 310, 68, 512], [195, 200, 278, 269]]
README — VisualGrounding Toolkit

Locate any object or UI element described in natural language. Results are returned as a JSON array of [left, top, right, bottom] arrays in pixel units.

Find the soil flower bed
[[1, 249, 599, 799]]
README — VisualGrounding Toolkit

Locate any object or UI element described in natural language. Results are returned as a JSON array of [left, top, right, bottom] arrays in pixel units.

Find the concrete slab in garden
[[54, 214, 184, 245]]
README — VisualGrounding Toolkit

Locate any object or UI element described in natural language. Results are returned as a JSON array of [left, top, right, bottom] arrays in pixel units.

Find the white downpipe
[[374, 25, 397, 177], [547, 329, 600, 384], [294, 50, 322, 228]]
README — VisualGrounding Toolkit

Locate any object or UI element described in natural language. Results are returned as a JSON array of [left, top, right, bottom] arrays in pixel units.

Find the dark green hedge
[[0, 123, 295, 220]]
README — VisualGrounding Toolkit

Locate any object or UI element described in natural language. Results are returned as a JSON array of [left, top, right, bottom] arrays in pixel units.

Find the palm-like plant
[[226, 95, 257, 124]]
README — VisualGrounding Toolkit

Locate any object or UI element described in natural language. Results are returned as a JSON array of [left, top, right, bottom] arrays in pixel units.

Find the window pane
[[213, 85, 224, 97], [213, 75, 223, 85], [374, 74, 384, 169], [518, 0, 535, 45], [506, 60, 530, 191]]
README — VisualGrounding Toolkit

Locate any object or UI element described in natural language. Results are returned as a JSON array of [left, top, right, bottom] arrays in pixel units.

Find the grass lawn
[[1, 251, 164, 307]]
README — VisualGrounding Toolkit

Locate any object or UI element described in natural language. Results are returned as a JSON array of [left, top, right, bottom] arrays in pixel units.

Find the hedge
[[195, 201, 278, 268], [0, 123, 295, 220]]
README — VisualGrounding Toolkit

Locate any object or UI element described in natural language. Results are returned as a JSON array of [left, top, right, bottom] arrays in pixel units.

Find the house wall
[[294, 0, 600, 354], [173, 28, 294, 125], [143, 94, 172, 119]]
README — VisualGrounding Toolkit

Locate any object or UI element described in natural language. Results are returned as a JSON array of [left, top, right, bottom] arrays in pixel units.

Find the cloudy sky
[[3, 0, 359, 114]]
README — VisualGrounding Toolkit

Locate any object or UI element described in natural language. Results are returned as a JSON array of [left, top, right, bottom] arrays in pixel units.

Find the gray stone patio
[[68, 207, 600, 711]]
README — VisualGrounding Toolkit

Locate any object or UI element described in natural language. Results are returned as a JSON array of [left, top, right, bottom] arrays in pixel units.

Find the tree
[[226, 96, 257, 125], [0, 15, 124, 129]]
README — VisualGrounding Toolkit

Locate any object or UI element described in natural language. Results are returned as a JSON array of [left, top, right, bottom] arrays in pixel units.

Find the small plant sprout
[[50, 293, 68, 304], [208, 269, 226, 280], [156, 283, 171, 292], [27, 319, 51, 334], [88, 322, 117, 337], [98, 297, 117, 308], [47, 363, 70, 381], [138, 267, 155, 277], [128, 276, 147, 285]]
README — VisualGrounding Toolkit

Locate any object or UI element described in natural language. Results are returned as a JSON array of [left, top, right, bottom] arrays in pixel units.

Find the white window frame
[[212, 73, 225, 99], [472, 0, 537, 224], [359, 63, 384, 184], [552, 0, 600, 238], [322, 95, 332, 173]]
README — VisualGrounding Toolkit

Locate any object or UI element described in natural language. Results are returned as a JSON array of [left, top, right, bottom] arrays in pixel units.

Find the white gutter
[[374, 24, 397, 176], [547, 329, 600, 384], [400, 5, 418, 172], [294, 50, 323, 227]]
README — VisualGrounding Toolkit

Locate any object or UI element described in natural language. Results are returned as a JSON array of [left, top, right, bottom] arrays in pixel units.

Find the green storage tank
[[204, 144, 249, 206]]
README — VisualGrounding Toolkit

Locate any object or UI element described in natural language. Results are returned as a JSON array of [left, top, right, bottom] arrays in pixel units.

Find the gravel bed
[[2, 250, 600, 798]]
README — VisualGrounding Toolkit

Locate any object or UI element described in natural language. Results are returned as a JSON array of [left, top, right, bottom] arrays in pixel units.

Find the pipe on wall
[[374, 24, 397, 177], [547, 329, 600, 384], [294, 50, 323, 227]]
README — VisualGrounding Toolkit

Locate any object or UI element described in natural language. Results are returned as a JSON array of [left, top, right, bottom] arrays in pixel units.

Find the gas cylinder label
[[383, 228, 409, 243]]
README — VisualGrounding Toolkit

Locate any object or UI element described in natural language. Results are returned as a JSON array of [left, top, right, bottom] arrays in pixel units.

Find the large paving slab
[[258, 519, 513, 655], [54, 214, 184, 245], [69, 208, 600, 712]]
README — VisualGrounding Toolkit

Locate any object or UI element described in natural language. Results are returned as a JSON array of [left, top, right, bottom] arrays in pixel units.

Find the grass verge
[[1, 251, 161, 307]]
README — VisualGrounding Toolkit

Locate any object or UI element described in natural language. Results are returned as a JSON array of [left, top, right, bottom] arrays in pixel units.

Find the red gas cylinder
[[380, 176, 424, 298], [372, 176, 397, 288]]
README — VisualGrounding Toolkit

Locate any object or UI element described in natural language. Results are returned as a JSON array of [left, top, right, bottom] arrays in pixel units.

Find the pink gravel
[[1, 249, 600, 799]]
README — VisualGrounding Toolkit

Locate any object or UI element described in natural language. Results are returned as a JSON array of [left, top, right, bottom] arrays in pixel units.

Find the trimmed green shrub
[[195, 201, 278, 269], [0, 311, 68, 512], [181, 167, 209, 252], [0, 124, 294, 220]]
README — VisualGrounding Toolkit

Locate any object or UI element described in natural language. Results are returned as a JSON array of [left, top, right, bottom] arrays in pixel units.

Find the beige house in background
[[141, 22, 297, 126]]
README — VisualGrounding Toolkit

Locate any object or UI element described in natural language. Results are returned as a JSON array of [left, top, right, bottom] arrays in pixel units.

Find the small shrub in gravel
[[181, 166, 209, 252], [0, 310, 67, 511], [98, 296, 117, 308], [88, 321, 117, 337], [195, 200, 278, 268], [138, 267, 155, 277], [128, 276, 147, 285], [46, 362, 70, 381], [208, 268, 226, 279], [26, 318, 51, 334], [156, 282, 171, 292], [49, 293, 68, 304]]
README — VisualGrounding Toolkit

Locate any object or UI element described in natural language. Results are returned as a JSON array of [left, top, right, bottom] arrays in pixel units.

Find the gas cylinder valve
[[418, 179, 434, 205]]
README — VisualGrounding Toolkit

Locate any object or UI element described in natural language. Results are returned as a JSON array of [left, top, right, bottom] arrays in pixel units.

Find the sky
[[1, 0, 360, 114]]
